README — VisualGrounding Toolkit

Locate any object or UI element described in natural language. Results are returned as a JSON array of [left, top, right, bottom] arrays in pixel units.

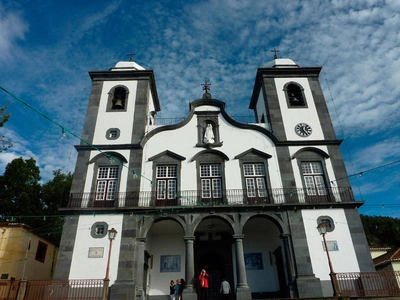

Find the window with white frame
[[244, 163, 267, 197], [156, 166, 177, 200], [301, 162, 327, 195], [200, 164, 222, 199], [95, 166, 119, 200]]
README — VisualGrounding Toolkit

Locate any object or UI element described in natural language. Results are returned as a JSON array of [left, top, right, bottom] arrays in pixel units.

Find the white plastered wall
[[302, 209, 360, 281], [141, 108, 283, 195], [69, 214, 123, 281]]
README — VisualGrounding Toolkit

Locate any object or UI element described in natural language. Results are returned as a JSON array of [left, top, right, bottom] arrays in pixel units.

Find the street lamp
[[317, 222, 341, 296], [102, 228, 117, 300]]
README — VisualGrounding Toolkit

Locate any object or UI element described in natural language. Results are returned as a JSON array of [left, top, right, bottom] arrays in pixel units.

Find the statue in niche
[[203, 123, 215, 144]]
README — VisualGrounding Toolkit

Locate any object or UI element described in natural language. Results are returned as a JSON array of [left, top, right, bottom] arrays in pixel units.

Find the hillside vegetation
[[361, 215, 400, 248]]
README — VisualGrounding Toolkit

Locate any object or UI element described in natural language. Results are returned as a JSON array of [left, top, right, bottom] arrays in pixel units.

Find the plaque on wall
[[322, 240, 339, 251], [160, 255, 181, 272], [88, 247, 104, 258], [244, 253, 263, 270]]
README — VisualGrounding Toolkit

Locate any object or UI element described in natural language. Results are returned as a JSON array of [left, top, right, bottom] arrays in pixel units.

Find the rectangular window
[[156, 166, 177, 200], [95, 224, 105, 235], [95, 167, 119, 201], [35, 241, 48, 263], [301, 162, 327, 195], [244, 163, 267, 199], [200, 164, 222, 200]]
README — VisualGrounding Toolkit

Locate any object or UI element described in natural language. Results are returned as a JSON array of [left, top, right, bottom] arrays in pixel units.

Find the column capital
[[183, 236, 196, 241], [136, 237, 147, 243], [233, 234, 245, 240]]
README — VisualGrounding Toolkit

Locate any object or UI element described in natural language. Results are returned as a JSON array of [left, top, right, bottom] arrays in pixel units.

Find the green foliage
[[0, 158, 72, 246], [0, 104, 12, 152], [361, 215, 400, 248], [0, 157, 42, 218], [40, 169, 73, 244]]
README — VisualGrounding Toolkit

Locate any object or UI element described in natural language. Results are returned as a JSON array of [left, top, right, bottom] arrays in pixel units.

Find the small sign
[[88, 247, 104, 258], [322, 240, 339, 251]]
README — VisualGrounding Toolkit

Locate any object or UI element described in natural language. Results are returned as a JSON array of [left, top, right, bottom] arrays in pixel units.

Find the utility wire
[[0, 86, 151, 183]]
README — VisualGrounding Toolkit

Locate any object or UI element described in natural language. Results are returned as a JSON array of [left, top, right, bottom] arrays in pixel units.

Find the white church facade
[[55, 58, 374, 299]]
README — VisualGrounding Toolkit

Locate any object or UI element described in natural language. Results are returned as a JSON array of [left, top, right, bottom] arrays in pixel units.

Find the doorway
[[195, 235, 234, 300]]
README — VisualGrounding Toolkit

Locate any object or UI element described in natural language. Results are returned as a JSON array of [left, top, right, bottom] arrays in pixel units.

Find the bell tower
[[249, 57, 350, 190], [70, 61, 160, 194]]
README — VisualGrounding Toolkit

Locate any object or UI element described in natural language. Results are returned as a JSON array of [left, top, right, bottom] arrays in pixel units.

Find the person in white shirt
[[220, 279, 231, 300]]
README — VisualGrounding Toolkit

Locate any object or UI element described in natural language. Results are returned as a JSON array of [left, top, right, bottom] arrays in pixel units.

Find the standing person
[[174, 279, 181, 300], [220, 279, 231, 300], [179, 278, 185, 300], [198, 269, 209, 300], [170, 280, 175, 300]]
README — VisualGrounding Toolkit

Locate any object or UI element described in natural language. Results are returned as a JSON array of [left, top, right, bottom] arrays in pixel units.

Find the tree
[[40, 169, 73, 245], [0, 157, 42, 218], [361, 215, 400, 248], [0, 104, 12, 152], [0, 158, 73, 245]]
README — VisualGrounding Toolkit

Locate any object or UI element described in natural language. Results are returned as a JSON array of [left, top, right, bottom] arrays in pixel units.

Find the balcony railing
[[337, 271, 400, 297], [66, 187, 355, 209]]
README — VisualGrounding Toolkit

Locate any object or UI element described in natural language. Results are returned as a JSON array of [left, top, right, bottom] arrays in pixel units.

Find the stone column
[[281, 233, 298, 298], [183, 236, 197, 300], [184, 236, 195, 289], [233, 235, 251, 300], [135, 237, 147, 293]]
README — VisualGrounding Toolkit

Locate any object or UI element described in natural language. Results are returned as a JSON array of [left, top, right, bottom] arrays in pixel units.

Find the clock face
[[295, 123, 312, 137]]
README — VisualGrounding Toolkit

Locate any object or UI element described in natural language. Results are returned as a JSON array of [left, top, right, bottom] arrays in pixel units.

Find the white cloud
[[0, 4, 28, 64]]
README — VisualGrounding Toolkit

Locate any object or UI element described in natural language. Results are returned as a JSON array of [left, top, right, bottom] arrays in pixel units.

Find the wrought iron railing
[[0, 279, 19, 300], [337, 271, 400, 297], [3, 272, 400, 299], [66, 187, 355, 209], [25, 279, 103, 300], [0, 279, 103, 300]]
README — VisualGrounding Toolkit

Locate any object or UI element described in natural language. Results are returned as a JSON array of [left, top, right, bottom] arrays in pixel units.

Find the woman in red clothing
[[198, 269, 209, 300]]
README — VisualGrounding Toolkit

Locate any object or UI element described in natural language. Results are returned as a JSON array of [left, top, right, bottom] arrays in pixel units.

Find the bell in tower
[[112, 87, 126, 109]]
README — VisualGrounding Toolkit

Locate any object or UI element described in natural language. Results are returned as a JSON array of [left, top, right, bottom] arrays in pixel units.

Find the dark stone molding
[[74, 144, 142, 151]]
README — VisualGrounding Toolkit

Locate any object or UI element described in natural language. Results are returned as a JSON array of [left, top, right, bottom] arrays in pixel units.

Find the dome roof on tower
[[263, 58, 299, 68], [110, 61, 146, 71]]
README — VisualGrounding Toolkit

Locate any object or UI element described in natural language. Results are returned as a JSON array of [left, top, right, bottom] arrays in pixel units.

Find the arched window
[[284, 82, 307, 107], [89, 152, 127, 207], [293, 148, 332, 202]]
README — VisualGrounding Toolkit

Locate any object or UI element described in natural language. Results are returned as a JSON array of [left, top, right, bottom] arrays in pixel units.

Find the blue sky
[[1, 0, 400, 217]]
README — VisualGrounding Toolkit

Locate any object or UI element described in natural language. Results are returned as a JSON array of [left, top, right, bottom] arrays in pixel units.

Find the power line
[[0, 86, 152, 183]]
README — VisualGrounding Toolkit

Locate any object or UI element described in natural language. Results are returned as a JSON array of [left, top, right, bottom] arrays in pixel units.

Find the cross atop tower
[[201, 80, 211, 93], [127, 51, 135, 62], [271, 47, 280, 59]]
